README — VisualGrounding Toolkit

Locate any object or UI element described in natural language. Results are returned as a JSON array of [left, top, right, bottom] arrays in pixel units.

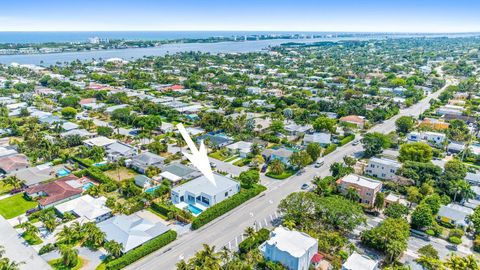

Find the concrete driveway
[[208, 157, 249, 177]]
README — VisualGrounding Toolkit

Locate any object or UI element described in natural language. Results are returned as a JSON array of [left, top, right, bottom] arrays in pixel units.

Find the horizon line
[[0, 30, 479, 34]]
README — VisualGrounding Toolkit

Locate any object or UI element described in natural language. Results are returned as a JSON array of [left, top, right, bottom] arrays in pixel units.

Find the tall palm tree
[[59, 245, 79, 268], [56, 225, 75, 245], [244, 227, 256, 238], [40, 213, 57, 232], [20, 222, 39, 236], [104, 240, 123, 259], [175, 260, 189, 270], [346, 187, 361, 202], [270, 159, 285, 175]]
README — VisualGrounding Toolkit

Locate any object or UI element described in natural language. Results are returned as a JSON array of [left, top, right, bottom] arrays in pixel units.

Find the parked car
[[9, 188, 23, 195], [352, 140, 360, 146], [315, 158, 325, 168], [301, 183, 309, 190], [210, 162, 217, 168], [26, 208, 39, 216], [261, 164, 268, 173]]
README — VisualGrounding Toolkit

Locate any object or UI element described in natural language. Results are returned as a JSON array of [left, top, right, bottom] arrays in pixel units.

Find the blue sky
[[1, 0, 479, 32]]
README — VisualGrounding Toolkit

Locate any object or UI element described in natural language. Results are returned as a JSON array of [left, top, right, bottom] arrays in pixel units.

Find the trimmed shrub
[[448, 236, 462, 245], [425, 229, 435, 236], [150, 202, 192, 223], [191, 184, 267, 230], [323, 144, 337, 156], [105, 230, 177, 270], [339, 134, 355, 146], [239, 228, 270, 254]]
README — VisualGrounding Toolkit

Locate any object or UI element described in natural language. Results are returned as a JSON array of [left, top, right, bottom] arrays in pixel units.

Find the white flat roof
[[343, 252, 377, 270], [55, 195, 111, 221], [341, 174, 382, 189], [265, 226, 317, 258]]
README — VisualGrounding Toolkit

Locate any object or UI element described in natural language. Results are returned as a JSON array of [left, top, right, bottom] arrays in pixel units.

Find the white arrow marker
[[176, 123, 216, 186]]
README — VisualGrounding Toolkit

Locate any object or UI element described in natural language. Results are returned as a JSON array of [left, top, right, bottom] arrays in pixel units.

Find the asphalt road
[[126, 77, 457, 270]]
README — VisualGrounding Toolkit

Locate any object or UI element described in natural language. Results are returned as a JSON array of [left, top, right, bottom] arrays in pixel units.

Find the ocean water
[[0, 31, 338, 44], [0, 31, 478, 66]]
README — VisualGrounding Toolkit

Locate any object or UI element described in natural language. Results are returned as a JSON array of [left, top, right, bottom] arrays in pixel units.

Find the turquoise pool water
[[145, 185, 160, 194], [83, 182, 95, 190], [57, 168, 71, 177], [187, 204, 203, 215]]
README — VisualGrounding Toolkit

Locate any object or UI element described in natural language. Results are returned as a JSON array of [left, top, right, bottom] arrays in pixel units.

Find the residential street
[[126, 77, 459, 270]]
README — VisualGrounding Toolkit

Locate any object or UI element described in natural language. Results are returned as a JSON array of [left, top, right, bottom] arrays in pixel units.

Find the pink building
[[336, 174, 382, 206]]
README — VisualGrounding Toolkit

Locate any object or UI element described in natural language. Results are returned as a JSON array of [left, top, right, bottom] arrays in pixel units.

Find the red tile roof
[[0, 154, 29, 173], [80, 98, 97, 105], [25, 175, 83, 207], [339, 115, 365, 124]]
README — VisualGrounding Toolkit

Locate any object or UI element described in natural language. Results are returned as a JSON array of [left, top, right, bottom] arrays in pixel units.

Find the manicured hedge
[[323, 144, 337, 156], [151, 202, 192, 223], [82, 167, 115, 184], [105, 230, 177, 270], [339, 134, 355, 146], [191, 184, 267, 230], [238, 228, 270, 254], [71, 156, 94, 168]]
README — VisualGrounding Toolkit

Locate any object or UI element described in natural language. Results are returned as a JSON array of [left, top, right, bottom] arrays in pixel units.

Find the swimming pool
[[187, 204, 203, 215], [145, 185, 160, 194], [83, 182, 95, 190], [57, 168, 71, 177]]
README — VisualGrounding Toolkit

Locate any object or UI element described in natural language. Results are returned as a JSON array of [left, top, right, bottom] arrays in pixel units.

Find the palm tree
[[56, 225, 75, 245], [104, 240, 123, 259], [269, 159, 285, 175], [219, 246, 231, 265], [191, 244, 221, 270], [40, 213, 57, 232], [175, 260, 189, 270], [346, 187, 361, 202], [20, 222, 39, 237], [59, 245, 79, 268], [4, 176, 25, 190], [244, 226, 256, 238], [445, 254, 479, 270], [283, 219, 296, 230], [0, 258, 25, 270]]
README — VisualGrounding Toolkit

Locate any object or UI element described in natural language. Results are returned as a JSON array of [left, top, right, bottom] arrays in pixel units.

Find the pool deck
[[174, 202, 208, 216]]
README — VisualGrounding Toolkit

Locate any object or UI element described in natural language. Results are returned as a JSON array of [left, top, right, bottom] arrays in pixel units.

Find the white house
[[97, 212, 169, 252], [342, 252, 378, 270], [54, 195, 111, 223], [365, 157, 401, 180], [303, 132, 331, 146], [407, 131, 447, 147], [171, 173, 240, 214], [259, 226, 318, 270], [226, 141, 253, 158], [83, 136, 116, 148]]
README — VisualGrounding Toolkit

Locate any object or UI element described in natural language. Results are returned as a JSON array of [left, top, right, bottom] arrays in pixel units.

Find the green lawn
[[48, 257, 85, 270], [233, 158, 252, 167], [208, 151, 230, 161], [265, 169, 295, 180], [22, 232, 43, 245], [0, 193, 38, 219], [224, 155, 239, 162]]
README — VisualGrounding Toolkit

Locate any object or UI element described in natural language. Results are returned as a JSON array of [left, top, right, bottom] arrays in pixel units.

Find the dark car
[[261, 164, 268, 173], [9, 188, 23, 195], [26, 208, 39, 216]]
